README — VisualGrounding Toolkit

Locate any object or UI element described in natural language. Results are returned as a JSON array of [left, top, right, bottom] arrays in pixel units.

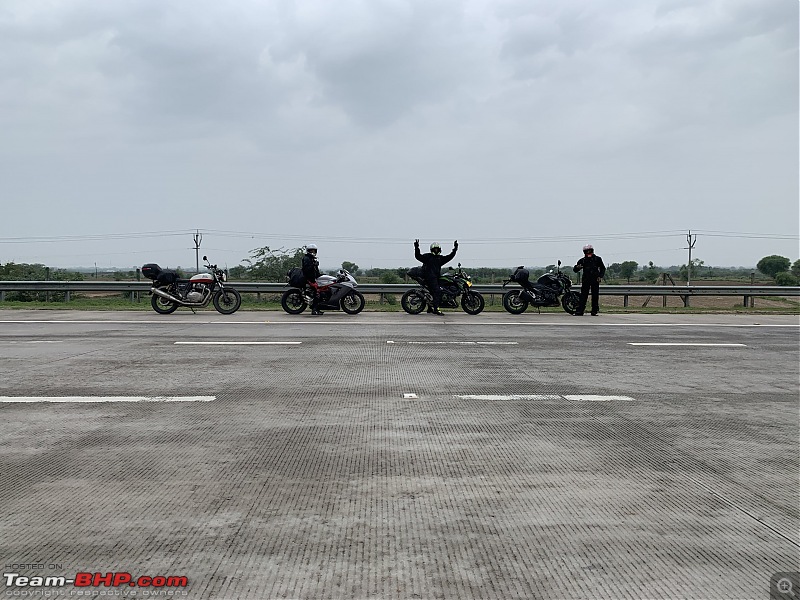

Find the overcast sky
[[0, 0, 797, 271]]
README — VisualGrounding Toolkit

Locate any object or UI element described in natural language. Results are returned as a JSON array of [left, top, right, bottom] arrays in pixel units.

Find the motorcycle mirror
[[458, 262, 462, 267], [558, 260, 561, 266], [202, 256, 207, 261]]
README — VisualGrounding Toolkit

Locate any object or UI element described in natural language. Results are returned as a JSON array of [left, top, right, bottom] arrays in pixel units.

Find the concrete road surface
[[1, 310, 798, 599]]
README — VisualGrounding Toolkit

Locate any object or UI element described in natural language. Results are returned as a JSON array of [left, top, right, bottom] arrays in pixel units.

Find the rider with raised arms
[[414, 239, 458, 315]]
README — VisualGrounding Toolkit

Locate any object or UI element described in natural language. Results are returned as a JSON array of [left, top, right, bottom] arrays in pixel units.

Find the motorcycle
[[281, 269, 365, 315], [501, 260, 580, 315], [142, 256, 241, 315], [401, 263, 485, 315]]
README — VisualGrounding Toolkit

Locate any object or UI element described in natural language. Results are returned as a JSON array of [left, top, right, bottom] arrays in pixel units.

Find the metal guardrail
[[0, 281, 797, 307]]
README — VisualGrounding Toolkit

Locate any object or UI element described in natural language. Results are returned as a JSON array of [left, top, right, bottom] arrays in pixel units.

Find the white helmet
[[582, 244, 593, 253], [306, 244, 317, 255]]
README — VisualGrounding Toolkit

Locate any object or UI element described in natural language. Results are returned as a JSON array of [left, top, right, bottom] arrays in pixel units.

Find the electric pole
[[685, 230, 697, 285], [193, 230, 203, 274]]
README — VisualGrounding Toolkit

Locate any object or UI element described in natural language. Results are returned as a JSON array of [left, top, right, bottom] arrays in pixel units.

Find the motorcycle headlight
[[221, 272, 227, 282], [466, 280, 472, 287]]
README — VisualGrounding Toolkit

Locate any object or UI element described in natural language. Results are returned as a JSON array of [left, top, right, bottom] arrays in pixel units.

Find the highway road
[[1, 310, 798, 599]]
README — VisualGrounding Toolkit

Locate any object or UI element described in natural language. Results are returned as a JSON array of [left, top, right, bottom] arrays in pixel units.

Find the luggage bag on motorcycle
[[141, 263, 162, 280], [510, 267, 530, 284], [157, 270, 179, 284], [406, 266, 424, 283], [286, 267, 307, 288]]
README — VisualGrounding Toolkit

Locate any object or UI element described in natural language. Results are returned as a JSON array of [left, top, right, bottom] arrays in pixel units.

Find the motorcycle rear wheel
[[561, 291, 581, 315], [151, 292, 179, 314], [341, 290, 365, 314], [502, 290, 528, 314], [401, 289, 426, 314], [461, 291, 485, 315], [281, 289, 307, 314], [213, 289, 242, 315]]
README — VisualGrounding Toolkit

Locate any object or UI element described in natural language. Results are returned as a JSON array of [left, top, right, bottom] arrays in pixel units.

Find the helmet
[[582, 244, 593, 253], [430, 242, 441, 255], [306, 244, 317, 255]]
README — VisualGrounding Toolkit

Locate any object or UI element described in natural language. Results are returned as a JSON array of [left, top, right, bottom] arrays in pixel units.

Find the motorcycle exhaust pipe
[[150, 287, 191, 306]]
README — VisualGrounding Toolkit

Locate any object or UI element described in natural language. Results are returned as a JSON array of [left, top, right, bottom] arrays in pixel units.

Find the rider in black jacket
[[302, 244, 324, 315], [414, 239, 458, 315], [573, 244, 606, 316]]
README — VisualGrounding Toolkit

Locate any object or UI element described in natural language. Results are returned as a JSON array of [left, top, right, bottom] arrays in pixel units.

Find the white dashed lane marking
[[455, 394, 635, 401], [174, 341, 302, 345], [628, 343, 746, 347], [0, 396, 216, 403]]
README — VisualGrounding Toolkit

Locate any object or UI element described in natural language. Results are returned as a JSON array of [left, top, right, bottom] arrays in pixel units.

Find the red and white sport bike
[[142, 256, 241, 315]]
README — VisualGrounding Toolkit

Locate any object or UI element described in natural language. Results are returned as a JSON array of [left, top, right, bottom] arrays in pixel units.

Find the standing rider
[[302, 244, 324, 315], [414, 239, 458, 315], [573, 244, 606, 316]]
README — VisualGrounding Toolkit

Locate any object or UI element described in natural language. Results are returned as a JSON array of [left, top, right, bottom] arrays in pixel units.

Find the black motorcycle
[[501, 260, 580, 315], [401, 263, 485, 315]]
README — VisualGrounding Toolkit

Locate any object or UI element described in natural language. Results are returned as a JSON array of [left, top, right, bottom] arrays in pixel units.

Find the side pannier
[[286, 267, 307, 288]]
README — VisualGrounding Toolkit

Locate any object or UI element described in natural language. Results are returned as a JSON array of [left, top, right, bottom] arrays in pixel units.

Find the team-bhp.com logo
[[4, 572, 188, 593]]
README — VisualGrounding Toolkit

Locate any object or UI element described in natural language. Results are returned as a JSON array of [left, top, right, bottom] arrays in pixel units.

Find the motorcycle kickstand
[[190, 307, 197, 314]]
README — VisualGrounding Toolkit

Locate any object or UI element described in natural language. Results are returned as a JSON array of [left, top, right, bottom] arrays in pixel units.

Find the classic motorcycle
[[142, 256, 241, 315], [281, 269, 365, 315], [401, 263, 485, 315], [501, 260, 580, 315]]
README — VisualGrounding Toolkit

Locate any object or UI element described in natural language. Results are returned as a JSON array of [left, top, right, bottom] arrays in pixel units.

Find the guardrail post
[[0, 291, 4, 302], [683, 295, 690, 308], [623, 295, 629, 307], [65, 291, 70, 303]]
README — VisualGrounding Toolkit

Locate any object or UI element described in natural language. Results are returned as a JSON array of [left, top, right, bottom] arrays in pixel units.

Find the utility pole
[[193, 230, 203, 274], [685, 230, 697, 285]]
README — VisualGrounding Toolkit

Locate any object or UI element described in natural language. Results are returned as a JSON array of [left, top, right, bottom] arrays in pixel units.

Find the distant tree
[[775, 272, 799, 286], [643, 261, 659, 283], [619, 261, 638, 283], [680, 259, 705, 281], [791, 259, 800, 278], [607, 263, 622, 278], [756, 255, 791, 278], [379, 271, 401, 284], [342, 261, 359, 274], [242, 246, 305, 281]]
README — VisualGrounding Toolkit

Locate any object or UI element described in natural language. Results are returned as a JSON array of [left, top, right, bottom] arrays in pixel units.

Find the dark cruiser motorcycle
[[142, 256, 241, 315], [501, 260, 580, 315], [281, 268, 365, 315], [401, 263, 485, 315]]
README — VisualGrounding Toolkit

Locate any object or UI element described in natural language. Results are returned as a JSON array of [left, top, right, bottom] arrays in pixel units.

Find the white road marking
[[2, 340, 63, 344], [563, 395, 635, 401], [403, 393, 419, 399], [455, 394, 634, 401], [174, 341, 301, 345], [627, 343, 746, 347], [391, 341, 518, 345], [0, 396, 216, 403], [455, 394, 561, 400]]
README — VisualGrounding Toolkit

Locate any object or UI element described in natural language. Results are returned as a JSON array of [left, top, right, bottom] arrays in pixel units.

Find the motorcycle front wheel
[[461, 291, 485, 315], [151, 291, 179, 314], [502, 290, 528, 314], [213, 289, 242, 315], [401, 289, 426, 314], [341, 290, 365, 315], [281, 289, 307, 314], [561, 291, 581, 315]]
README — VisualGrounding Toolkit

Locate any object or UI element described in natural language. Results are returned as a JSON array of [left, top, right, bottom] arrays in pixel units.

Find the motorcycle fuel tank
[[190, 273, 214, 285]]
